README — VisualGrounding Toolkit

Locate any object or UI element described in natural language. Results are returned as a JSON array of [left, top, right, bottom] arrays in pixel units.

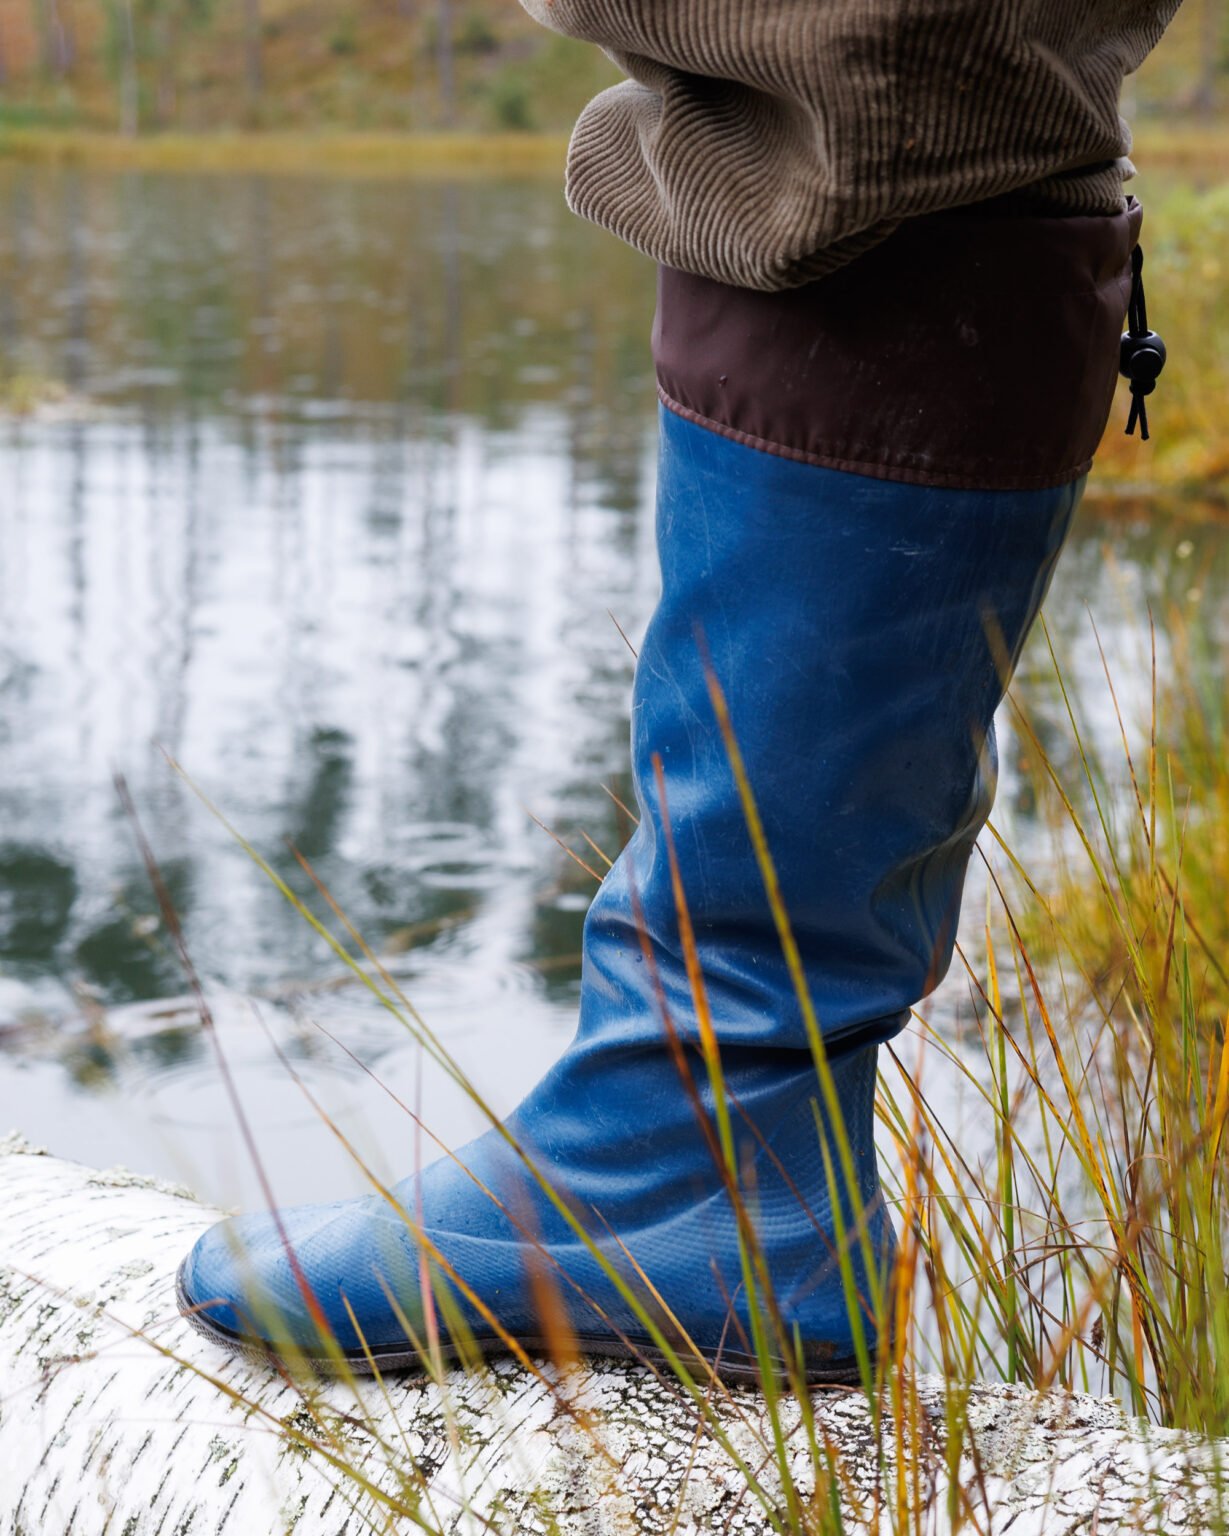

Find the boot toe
[[179, 1211, 280, 1345], [179, 1196, 417, 1357]]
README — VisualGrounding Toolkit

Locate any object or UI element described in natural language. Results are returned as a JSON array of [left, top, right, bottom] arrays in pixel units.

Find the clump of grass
[[1019, 607, 1229, 1040], [879, 600, 1229, 1448]]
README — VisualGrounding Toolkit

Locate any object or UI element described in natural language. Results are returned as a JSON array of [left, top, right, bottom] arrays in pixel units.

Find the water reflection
[[0, 165, 1225, 1211]]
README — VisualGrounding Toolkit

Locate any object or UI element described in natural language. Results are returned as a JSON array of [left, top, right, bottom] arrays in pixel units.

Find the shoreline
[[0, 128, 571, 176], [0, 121, 1225, 178]]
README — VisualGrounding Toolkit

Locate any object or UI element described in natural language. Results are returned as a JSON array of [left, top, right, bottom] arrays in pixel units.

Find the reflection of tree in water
[[278, 725, 353, 863], [73, 860, 194, 1001], [0, 842, 195, 1005], [0, 845, 78, 964]]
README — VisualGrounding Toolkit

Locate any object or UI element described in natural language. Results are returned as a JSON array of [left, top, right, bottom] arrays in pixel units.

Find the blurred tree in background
[[0, 0, 619, 132], [0, 0, 1221, 136]]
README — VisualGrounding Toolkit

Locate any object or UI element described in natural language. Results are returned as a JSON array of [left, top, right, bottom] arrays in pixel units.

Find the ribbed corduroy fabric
[[520, 0, 1180, 291]]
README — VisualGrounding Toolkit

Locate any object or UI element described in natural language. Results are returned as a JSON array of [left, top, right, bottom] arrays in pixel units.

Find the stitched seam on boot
[[656, 388, 1094, 493]]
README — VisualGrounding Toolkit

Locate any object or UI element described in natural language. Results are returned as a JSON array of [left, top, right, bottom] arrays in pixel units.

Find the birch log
[[0, 1131, 1224, 1536]]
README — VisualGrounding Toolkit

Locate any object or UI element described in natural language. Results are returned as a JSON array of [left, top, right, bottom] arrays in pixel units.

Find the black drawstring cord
[[1120, 244, 1166, 441]]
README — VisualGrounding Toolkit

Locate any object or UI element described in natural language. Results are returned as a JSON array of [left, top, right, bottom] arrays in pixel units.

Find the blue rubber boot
[[180, 203, 1136, 1382], [177, 403, 1079, 1382]]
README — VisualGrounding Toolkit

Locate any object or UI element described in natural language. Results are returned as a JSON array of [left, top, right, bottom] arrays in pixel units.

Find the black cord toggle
[[1120, 244, 1166, 442]]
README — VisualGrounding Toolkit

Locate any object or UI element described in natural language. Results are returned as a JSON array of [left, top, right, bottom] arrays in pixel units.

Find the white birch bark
[[0, 1131, 1225, 1535]]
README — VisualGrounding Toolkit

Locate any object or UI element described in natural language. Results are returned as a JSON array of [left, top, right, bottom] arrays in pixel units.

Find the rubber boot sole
[[176, 1260, 863, 1388]]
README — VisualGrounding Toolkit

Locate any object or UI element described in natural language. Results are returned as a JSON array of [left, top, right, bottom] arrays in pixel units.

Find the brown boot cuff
[[652, 198, 1142, 493]]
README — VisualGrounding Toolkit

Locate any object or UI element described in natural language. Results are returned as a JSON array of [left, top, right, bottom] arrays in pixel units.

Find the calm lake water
[[1, 165, 1224, 1214]]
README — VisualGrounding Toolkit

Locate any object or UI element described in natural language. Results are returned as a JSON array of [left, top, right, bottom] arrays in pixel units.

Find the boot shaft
[[580, 405, 1078, 1058]]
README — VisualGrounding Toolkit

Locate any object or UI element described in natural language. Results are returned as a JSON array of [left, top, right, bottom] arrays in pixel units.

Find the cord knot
[[1120, 245, 1166, 442]]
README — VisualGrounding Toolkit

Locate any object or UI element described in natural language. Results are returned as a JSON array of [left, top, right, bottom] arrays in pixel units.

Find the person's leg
[[178, 201, 1139, 1382]]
